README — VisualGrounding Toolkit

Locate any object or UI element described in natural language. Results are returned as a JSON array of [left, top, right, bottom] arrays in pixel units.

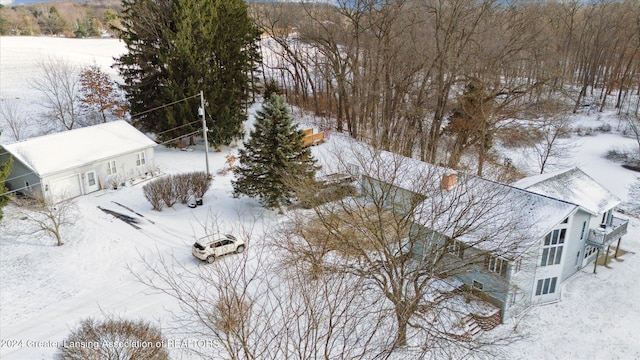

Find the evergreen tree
[[0, 130, 13, 221], [233, 95, 318, 208], [113, 0, 261, 146]]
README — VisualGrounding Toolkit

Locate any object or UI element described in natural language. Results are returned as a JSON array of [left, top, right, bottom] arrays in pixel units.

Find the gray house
[[0, 121, 157, 202], [360, 151, 628, 322]]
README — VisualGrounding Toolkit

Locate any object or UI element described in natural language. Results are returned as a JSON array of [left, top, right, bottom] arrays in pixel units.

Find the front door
[[85, 171, 100, 193]]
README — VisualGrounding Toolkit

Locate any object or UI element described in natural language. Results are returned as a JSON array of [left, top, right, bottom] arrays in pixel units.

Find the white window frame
[[541, 229, 565, 266], [584, 245, 598, 259], [472, 280, 484, 291], [107, 160, 117, 175], [487, 255, 508, 276], [446, 239, 464, 259], [535, 277, 557, 296], [136, 152, 146, 166], [513, 258, 522, 274]]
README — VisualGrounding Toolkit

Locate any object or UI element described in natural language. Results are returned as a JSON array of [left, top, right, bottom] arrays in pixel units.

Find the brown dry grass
[[301, 205, 409, 258]]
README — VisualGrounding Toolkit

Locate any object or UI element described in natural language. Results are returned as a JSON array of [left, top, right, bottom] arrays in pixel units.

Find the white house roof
[[1, 121, 156, 177], [362, 150, 578, 260], [413, 175, 578, 259], [512, 167, 620, 215]]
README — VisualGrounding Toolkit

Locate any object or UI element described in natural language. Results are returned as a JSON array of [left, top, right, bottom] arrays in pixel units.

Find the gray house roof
[[512, 167, 620, 215], [1, 121, 156, 178]]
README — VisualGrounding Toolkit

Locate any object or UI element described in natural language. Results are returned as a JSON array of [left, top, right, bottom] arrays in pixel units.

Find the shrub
[[188, 171, 212, 199], [159, 177, 178, 208], [56, 317, 169, 360], [143, 172, 212, 211], [173, 173, 192, 204], [143, 179, 165, 211]]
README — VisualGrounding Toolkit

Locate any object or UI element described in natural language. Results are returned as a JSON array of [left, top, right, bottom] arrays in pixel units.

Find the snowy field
[[1, 36, 640, 359]]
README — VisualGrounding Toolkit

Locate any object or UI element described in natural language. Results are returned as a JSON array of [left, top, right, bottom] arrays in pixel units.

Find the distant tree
[[79, 64, 128, 124], [114, 0, 261, 146], [233, 94, 318, 208], [531, 113, 576, 174], [445, 78, 494, 171], [0, 131, 12, 221], [31, 57, 83, 131], [0, 99, 29, 141], [627, 113, 640, 156], [38, 6, 66, 35], [56, 317, 168, 360]]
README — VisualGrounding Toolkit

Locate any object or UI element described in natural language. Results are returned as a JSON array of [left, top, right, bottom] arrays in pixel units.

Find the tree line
[[252, 0, 640, 175], [0, 0, 121, 37]]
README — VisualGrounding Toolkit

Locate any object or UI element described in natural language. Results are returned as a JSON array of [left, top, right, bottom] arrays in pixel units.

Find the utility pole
[[199, 90, 210, 175]]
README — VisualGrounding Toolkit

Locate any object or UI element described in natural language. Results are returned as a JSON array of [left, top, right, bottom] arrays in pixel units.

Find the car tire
[[236, 245, 245, 254], [206, 255, 215, 264]]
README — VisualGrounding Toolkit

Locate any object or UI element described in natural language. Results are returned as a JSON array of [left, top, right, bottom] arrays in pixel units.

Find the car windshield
[[193, 242, 205, 250]]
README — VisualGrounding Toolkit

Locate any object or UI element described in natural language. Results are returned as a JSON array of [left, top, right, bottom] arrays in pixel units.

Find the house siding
[[0, 151, 42, 196], [39, 147, 155, 201], [503, 243, 538, 320], [563, 210, 591, 277], [361, 175, 423, 213]]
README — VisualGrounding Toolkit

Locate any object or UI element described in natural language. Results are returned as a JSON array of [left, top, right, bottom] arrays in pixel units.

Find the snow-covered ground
[[1, 36, 639, 360]]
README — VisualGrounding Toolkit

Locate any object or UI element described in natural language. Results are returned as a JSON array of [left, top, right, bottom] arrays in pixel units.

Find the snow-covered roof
[[362, 150, 578, 259], [512, 167, 620, 215], [413, 175, 578, 259], [1, 121, 156, 177]]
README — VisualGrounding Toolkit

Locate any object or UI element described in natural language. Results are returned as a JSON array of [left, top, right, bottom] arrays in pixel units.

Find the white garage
[[0, 121, 157, 203]]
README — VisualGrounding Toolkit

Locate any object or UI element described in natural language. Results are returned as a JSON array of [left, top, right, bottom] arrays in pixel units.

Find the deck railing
[[587, 216, 628, 246]]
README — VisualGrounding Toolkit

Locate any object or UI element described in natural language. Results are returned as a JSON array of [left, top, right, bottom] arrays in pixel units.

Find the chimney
[[440, 172, 457, 191]]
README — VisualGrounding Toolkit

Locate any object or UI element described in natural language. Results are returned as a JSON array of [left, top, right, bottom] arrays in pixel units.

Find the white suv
[[192, 233, 245, 263]]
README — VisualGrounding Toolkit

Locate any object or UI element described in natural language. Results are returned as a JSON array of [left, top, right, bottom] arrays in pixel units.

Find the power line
[[156, 119, 201, 136], [157, 130, 201, 146], [130, 93, 201, 119], [0, 182, 42, 198]]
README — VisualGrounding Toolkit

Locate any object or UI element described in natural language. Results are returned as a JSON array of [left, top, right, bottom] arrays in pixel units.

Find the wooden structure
[[302, 128, 325, 147]]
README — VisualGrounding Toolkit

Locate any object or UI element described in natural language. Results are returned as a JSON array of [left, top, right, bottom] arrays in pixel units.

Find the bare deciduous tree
[[133, 212, 392, 359], [531, 113, 577, 174], [31, 56, 83, 131], [278, 144, 529, 356], [0, 99, 29, 141], [16, 194, 77, 246], [56, 316, 169, 360]]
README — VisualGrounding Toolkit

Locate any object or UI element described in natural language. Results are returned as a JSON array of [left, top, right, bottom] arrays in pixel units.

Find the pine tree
[[233, 95, 318, 208], [113, 0, 261, 146], [0, 130, 13, 221]]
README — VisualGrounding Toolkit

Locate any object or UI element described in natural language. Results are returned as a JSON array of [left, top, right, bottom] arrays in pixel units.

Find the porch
[[587, 216, 628, 248]]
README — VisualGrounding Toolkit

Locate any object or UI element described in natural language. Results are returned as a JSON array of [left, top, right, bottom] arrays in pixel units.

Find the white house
[[0, 121, 157, 202], [359, 151, 628, 322]]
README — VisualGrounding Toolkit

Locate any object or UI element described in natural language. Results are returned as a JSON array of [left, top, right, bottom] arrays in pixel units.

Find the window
[[541, 229, 565, 266], [580, 221, 587, 240], [584, 245, 598, 259], [446, 239, 464, 259], [107, 160, 117, 175], [535, 277, 557, 296], [509, 291, 517, 308], [136, 152, 146, 166], [87, 172, 96, 186], [513, 258, 522, 274], [486, 255, 508, 276], [472, 280, 484, 290]]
